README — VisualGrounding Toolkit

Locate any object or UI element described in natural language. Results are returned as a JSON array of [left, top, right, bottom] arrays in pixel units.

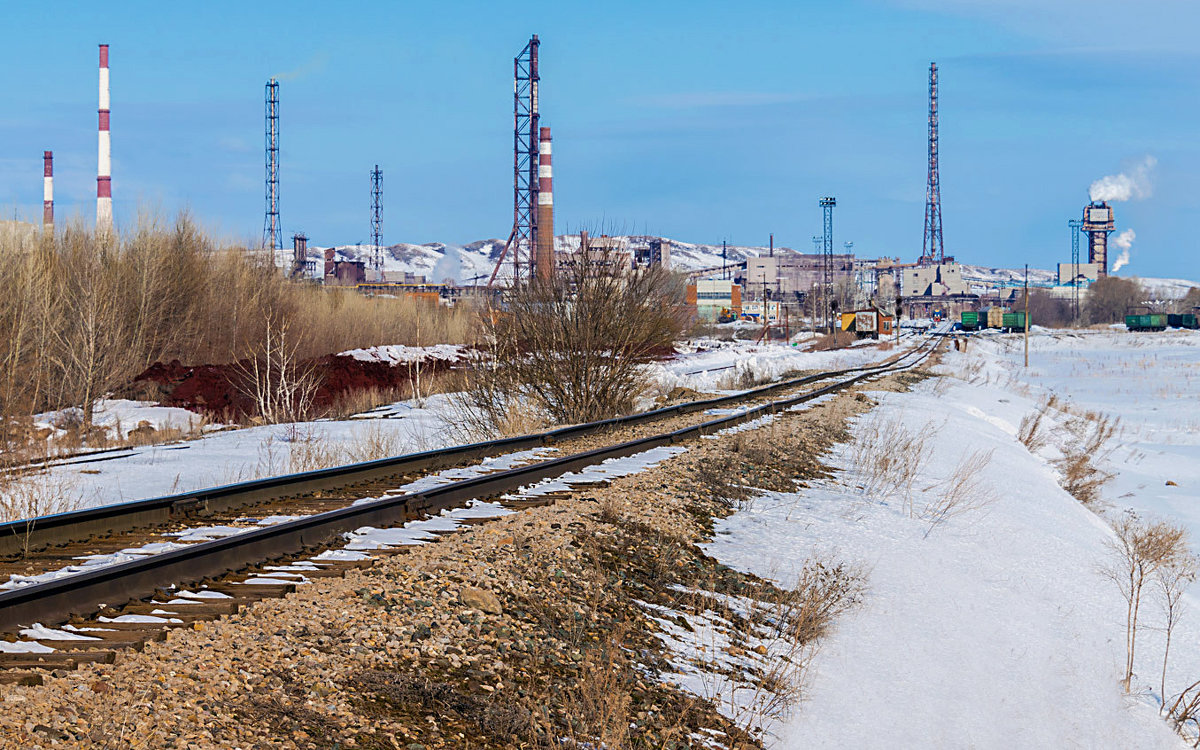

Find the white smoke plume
[[1089, 156, 1157, 202], [1110, 228, 1135, 273], [432, 246, 463, 284], [274, 51, 330, 82]]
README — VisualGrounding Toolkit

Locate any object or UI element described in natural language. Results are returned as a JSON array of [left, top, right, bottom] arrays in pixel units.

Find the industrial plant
[[0, 40, 1153, 331]]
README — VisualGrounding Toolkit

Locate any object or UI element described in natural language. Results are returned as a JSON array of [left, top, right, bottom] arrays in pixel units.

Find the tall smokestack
[[536, 126, 554, 280], [97, 44, 112, 231], [43, 151, 54, 230]]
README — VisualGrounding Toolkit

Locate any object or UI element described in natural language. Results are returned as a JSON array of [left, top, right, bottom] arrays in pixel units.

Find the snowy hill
[[311, 236, 1197, 298]]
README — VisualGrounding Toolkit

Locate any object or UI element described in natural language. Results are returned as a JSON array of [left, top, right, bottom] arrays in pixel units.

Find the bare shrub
[[234, 316, 321, 424], [455, 253, 687, 430], [920, 448, 996, 536], [1105, 514, 1189, 693]]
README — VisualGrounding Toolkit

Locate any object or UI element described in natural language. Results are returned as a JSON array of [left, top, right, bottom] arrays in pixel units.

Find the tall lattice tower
[[371, 165, 383, 271], [489, 35, 540, 286], [263, 79, 282, 254], [820, 196, 837, 332], [921, 62, 944, 265]]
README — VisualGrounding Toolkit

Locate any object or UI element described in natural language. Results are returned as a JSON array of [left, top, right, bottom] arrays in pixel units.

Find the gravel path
[[0, 365, 926, 749]]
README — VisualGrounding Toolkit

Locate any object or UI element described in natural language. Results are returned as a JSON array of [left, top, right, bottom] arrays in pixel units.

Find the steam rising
[[432, 246, 463, 284], [274, 51, 330, 82], [1089, 156, 1156, 202], [1110, 229, 1135, 273]]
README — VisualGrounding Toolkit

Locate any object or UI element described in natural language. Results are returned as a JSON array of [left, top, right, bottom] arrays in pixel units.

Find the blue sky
[[0, 0, 1196, 278]]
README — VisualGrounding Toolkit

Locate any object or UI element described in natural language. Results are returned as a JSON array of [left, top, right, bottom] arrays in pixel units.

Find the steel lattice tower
[[1068, 218, 1083, 320], [922, 62, 944, 264], [820, 196, 837, 332], [263, 79, 281, 253], [371, 165, 383, 271], [489, 35, 540, 286]]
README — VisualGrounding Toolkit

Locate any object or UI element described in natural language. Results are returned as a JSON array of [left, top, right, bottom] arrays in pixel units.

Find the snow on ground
[[31, 394, 466, 511], [650, 339, 889, 393], [35, 399, 208, 440], [337, 343, 466, 365], [24, 341, 903, 513], [967, 330, 1200, 542], [700, 332, 1200, 748]]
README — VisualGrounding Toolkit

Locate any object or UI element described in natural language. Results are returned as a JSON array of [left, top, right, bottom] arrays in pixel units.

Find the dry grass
[[0, 215, 476, 449], [920, 448, 996, 536], [845, 412, 930, 512], [1055, 412, 1119, 506]]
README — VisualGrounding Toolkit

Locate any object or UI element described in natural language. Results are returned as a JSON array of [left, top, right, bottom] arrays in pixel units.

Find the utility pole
[[722, 239, 727, 280], [1024, 263, 1030, 368]]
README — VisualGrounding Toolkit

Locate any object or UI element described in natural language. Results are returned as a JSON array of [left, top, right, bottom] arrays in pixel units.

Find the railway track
[[0, 340, 936, 683]]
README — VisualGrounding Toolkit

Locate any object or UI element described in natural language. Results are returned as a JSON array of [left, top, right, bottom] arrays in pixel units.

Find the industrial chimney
[[97, 44, 112, 232], [1081, 201, 1115, 278], [536, 126, 554, 280], [43, 151, 54, 230]]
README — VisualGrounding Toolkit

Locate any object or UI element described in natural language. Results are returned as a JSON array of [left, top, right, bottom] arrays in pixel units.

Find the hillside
[[312, 236, 1198, 298]]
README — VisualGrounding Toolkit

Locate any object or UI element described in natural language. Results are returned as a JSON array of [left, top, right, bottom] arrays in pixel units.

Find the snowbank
[[701, 338, 1196, 747]]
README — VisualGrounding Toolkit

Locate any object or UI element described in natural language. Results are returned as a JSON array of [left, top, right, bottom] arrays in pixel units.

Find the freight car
[[1167, 313, 1199, 330], [1002, 312, 1026, 332], [1125, 314, 1168, 332], [960, 311, 980, 331]]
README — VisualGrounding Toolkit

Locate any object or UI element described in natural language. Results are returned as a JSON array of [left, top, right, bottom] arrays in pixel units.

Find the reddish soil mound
[[132, 354, 458, 419]]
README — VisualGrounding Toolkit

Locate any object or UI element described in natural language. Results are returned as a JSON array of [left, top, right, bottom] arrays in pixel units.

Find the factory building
[[741, 250, 853, 299], [1081, 201, 1115, 277], [1057, 262, 1101, 286], [687, 279, 742, 321]]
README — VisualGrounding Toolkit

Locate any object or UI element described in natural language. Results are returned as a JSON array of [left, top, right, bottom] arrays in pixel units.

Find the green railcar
[[1002, 312, 1026, 331], [960, 311, 980, 331], [1126, 314, 1168, 332], [1167, 313, 1198, 329]]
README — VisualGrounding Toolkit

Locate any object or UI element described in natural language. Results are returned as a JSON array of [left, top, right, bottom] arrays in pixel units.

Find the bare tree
[[1085, 277, 1145, 325], [1106, 514, 1189, 693], [1156, 554, 1197, 702], [458, 249, 687, 430]]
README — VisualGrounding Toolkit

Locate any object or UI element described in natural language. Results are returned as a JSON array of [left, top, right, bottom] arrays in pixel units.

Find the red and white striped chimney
[[43, 151, 54, 229], [535, 126, 554, 279], [97, 44, 112, 231]]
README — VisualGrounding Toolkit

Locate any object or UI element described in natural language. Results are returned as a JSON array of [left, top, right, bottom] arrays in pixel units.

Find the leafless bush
[[1105, 514, 1189, 693], [454, 252, 687, 430], [234, 317, 321, 424], [920, 448, 996, 536]]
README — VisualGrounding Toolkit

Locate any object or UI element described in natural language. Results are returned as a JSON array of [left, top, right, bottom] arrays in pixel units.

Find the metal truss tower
[[820, 196, 837, 332], [489, 35, 540, 286], [263, 79, 281, 254], [371, 165, 383, 271], [1068, 218, 1083, 320], [921, 62, 944, 264]]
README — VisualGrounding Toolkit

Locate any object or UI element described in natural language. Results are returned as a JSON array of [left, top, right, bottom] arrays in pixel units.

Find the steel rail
[[0, 343, 929, 556], [0, 341, 937, 632]]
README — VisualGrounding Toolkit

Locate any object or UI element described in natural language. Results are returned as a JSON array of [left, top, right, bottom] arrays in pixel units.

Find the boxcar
[[960, 311, 980, 331], [1167, 313, 1198, 329], [1001, 312, 1026, 331], [1126, 314, 1168, 332]]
